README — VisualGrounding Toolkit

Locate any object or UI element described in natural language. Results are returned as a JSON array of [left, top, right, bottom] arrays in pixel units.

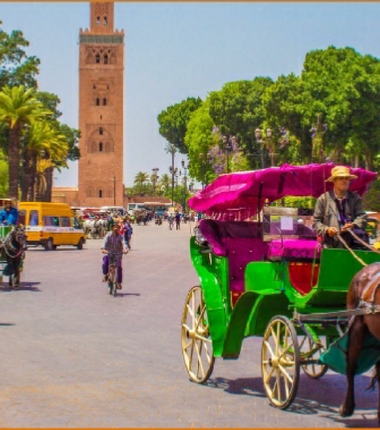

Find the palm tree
[[158, 173, 171, 194], [0, 85, 51, 199], [134, 171, 149, 195]]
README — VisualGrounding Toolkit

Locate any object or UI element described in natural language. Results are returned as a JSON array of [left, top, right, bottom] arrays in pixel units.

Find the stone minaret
[[78, 1, 124, 207]]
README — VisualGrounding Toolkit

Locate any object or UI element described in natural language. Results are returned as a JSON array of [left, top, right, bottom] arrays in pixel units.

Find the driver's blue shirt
[[0, 207, 19, 225]]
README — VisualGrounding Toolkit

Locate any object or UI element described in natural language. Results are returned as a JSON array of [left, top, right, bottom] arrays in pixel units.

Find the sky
[[2, 1, 380, 187]]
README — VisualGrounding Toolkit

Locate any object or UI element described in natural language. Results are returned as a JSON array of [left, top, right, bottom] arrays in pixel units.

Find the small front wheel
[[299, 334, 329, 379], [261, 315, 300, 409], [181, 286, 215, 384]]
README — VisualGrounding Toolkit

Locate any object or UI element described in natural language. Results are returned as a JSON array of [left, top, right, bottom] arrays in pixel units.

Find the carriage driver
[[0, 199, 19, 226], [313, 166, 368, 248], [101, 223, 129, 290]]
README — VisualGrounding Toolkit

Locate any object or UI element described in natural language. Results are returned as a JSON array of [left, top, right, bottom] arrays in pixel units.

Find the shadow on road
[[0, 281, 41, 292], [205, 374, 379, 427]]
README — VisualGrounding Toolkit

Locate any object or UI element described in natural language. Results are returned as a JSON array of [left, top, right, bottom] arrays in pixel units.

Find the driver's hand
[[327, 227, 338, 237], [101, 249, 108, 254], [341, 222, 354, 232], [123, 250, 129, 254]]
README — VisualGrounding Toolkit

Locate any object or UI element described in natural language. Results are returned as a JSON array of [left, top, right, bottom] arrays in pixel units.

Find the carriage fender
[[195, 265, 227, 358], [221, 290, 284, 358]]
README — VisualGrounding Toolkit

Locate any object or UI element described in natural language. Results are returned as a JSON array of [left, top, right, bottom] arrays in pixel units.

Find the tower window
[[96, 98, 100, 106], [100, 115, 102, 120], [104, 55, 108, 64], [98, 189, 103, 198], [93, 84, 96, 89], [103, 98, 107, 106], [99, 142, 103, 152], [99, 127, 103, 135], [104, 16, 107, 26], [96, 16, 100, 26], [95, 54, 100, 64]]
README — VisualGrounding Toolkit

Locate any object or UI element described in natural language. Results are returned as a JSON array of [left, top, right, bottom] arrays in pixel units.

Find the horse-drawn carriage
[[0, 225, 27, 288], [181, 163, 380, 422]]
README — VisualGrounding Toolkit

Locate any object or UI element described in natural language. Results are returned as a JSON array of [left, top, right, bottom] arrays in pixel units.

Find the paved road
[[0, 221, 378, 427]]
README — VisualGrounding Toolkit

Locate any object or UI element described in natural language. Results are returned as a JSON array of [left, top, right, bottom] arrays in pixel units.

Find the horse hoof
[[339, 404, 354, 418]]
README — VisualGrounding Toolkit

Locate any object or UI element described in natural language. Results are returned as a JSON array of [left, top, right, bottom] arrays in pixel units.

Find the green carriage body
[[190, 221, 380, 360]]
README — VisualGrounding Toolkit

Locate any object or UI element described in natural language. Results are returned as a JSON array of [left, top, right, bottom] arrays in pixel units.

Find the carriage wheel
[[299, 334, 329, 379], [181, 286, 215, 384], [44, 238, 55, 251], [261, 316, 300, 409]]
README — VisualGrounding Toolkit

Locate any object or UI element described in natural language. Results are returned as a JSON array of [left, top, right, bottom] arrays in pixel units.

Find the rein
[[336, 233, 368, 268]]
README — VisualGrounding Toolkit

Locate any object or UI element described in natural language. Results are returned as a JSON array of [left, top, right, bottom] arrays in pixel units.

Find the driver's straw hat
[[325, 166, 358, 182]]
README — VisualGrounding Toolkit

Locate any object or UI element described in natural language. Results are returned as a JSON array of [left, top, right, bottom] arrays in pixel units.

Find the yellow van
[[18, 202, 86, 250]]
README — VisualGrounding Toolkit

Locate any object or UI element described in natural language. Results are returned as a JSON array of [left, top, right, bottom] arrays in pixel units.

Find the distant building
[[52, 1, 125, 207]]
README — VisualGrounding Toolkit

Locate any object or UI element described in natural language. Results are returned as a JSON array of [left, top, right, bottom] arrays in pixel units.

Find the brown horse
[[340, 261, 380, 424]]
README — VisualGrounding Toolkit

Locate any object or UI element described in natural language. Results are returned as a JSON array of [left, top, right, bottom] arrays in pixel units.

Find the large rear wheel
[[181, 286, 214, 384], [262, 315, 300, 409]]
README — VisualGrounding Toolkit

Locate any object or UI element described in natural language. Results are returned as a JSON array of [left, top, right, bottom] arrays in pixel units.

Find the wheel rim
[[299, 335, 329, 379], [181, 286, 214, 384], [261, 316, 300, 409]]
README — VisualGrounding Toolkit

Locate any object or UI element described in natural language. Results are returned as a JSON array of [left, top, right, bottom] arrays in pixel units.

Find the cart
[[181, 162, 380, 410]]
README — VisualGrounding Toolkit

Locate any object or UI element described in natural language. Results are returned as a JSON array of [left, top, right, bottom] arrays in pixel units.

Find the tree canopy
[[158, 46, 380, 209]]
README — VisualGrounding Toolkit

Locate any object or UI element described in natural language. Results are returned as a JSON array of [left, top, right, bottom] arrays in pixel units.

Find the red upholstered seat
[[288, 262, 320, 295]]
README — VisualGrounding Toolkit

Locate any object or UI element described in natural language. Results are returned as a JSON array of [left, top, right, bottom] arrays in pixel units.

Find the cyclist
[[0, 199, 19, 225], [101, 223, 129, 290]]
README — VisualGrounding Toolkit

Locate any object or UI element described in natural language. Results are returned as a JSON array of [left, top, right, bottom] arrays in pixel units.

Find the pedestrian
[[123, 219, 133, 250], [175, 211, 181, 230], [312, 166, 368, 248]]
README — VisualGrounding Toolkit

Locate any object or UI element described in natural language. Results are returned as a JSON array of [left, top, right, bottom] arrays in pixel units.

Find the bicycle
[[106, 252, 123, 297]]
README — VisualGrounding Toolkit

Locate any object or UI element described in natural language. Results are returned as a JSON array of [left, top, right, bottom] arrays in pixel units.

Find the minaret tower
[[78, 1, 124, 207]]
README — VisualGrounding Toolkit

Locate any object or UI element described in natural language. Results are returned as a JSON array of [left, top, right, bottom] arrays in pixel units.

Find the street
[[0, 221, 378, 428]]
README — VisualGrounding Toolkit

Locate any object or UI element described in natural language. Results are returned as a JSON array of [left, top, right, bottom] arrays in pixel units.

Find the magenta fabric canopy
[[188, 163, 378, 220]]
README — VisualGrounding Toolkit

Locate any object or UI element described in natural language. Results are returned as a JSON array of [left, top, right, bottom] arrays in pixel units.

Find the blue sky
[[2, 2, 380, 187]]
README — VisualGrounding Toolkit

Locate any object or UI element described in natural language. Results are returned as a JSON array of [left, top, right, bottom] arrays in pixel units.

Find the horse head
[[9, 225, 27, 250]]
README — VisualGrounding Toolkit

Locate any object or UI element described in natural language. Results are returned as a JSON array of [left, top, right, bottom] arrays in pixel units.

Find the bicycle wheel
[[112, 281, 117, 297]]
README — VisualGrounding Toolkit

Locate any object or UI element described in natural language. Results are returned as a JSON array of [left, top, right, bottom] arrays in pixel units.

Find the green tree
[[208, 77, 274, 169], [363, 179, 380, 212], [263, 47, 380, 168], [134, 171, 149, 195], [158, 97, 202, 154], [0, 21, 40, 89], [0, 85, 51, 199], [0, 149, 8, 195]]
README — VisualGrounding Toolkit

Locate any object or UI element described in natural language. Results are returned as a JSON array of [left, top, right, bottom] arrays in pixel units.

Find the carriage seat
[[267, 238, 321, 262], [198, 219, 269, 306]]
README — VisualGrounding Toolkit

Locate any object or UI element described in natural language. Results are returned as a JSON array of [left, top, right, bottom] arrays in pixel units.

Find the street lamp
[[169, 165, 178, 208], [221, 134, 238, 173], [181, 159, 189, 212], [310, 114, 327, 163], [255, 128, 274, 167], [199, 153, 206, 189], [152, 167, 159, 196], [113, 176, 116, 205]]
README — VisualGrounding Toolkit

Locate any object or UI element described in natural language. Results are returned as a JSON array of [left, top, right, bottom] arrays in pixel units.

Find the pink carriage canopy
[[188, 163, 378, 220]]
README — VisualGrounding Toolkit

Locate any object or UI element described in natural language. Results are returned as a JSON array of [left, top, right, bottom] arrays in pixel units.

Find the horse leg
[[340, 316, 366, 418]]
